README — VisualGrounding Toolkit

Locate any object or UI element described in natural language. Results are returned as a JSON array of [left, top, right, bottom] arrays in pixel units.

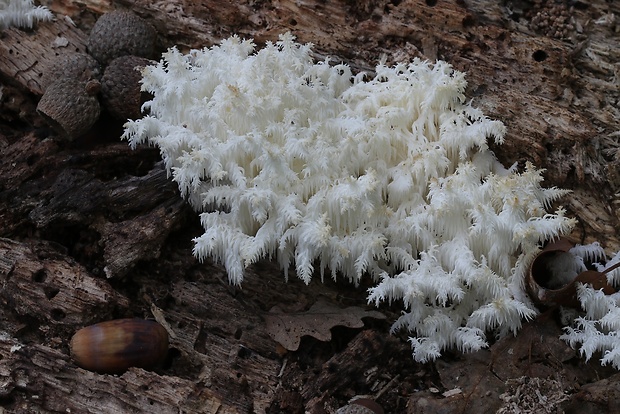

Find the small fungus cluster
[[36, 10, 156, 140]]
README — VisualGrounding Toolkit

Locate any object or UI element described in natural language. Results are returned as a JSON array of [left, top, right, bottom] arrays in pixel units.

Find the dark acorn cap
[[41, 52, 102, 92], [100, 55, 154, 120], [87, 10, 156, 65], [36, 78, 101, 140]]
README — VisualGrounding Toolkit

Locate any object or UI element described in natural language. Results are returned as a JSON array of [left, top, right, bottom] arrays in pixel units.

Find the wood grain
[[1, 0, 620, 412]]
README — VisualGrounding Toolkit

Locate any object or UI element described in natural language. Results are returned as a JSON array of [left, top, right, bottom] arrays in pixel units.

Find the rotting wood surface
[[1, 0, 620, 413]]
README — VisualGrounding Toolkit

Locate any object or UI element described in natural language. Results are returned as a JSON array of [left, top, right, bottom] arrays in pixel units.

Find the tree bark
[[1, 0, 620, 412]]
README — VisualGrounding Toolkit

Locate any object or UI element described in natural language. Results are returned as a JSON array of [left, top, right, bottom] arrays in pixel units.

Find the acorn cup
[[36, 78, 101, 140], [526, 238, 618, 308], [87, 10, 157, 65], [41, 52, 102, 92], [70, 319, 169, 374], [36, 9, 159, 138], [100, 55, 155, 120]]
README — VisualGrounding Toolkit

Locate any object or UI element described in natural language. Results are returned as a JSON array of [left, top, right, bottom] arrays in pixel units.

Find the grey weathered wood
[[0, 17, 88, 96], [1, 0, 620, 412]]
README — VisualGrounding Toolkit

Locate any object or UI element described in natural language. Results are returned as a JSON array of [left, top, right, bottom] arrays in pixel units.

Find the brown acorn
[[70, 319, 169, 374]]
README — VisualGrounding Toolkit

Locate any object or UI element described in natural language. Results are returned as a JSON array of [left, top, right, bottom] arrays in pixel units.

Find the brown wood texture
[[1, 0, 620, 412], [0, 17, 88, 96]]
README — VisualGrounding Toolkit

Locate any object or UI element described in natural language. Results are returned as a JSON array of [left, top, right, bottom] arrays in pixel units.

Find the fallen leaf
[[264, 297, 385, 351]]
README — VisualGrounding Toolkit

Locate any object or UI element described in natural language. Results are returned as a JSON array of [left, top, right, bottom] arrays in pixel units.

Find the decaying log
[[0, 238, 284, 413], [111, 0, 620, 248], [1, 0, 620, 413], [0, 237, 129, 325], [0, 335, 204, 414], [2, 0, 618, 248]]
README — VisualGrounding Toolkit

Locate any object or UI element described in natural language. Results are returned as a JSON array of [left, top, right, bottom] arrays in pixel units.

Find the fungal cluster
[[36, 10, 156, 140], [122, 33, 585, 363]]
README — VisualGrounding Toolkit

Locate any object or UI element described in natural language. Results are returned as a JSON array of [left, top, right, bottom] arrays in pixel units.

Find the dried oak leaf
[[265, 298, 385, 351]]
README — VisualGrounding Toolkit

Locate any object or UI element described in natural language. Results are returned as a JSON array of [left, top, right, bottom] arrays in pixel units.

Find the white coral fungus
[[123, 33, 576, 362], [0, 0, 52, 30], [559, 254, 620, 370]]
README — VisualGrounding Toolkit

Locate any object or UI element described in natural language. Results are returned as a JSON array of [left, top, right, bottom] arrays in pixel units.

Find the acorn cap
[[101, 55, 154, 120], [36, 78, 101, 140], [41, 52, 102, 92], [87, 10, 156, 65]]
